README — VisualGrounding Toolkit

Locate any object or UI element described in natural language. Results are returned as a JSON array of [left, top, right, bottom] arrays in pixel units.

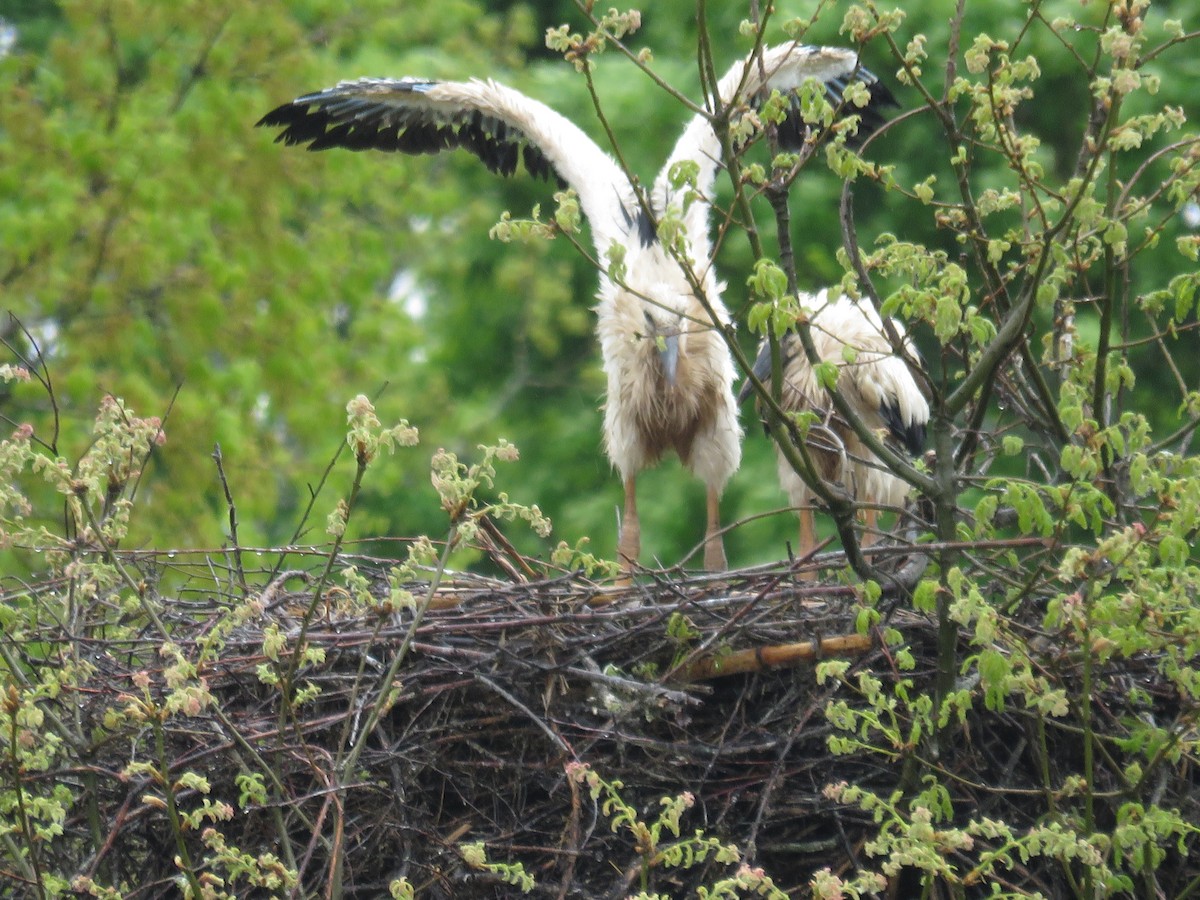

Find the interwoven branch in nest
[[10, 548, 1200, 898]]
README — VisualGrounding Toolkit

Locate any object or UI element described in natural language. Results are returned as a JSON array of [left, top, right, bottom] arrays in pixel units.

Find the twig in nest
[[474, 673, 573, 755], [675, 632, 874, 681], [476, 514, 536, 581]]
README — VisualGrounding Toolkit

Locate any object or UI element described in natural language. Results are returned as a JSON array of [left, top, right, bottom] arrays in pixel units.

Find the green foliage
[[458, 840, 536, 893], [564, 762, 784, 899], [735, 0, 1200, 895], [550, 536, 623, 579], [5, 0, 1200, 896], [434, 762, 794, 898], [0, 0, 915, 570], [0, 0, 612, 567], [0, 388, 569, 895]]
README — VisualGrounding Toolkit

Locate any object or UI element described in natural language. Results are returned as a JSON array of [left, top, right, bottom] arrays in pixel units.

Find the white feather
[[261, 43, 886, 567], [758, 290, 928, 521]]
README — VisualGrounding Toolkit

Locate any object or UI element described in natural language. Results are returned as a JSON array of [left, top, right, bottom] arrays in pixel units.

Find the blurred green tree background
[[3, 0, 1198, 572]]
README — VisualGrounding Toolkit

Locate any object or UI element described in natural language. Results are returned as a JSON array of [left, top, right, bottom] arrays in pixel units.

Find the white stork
[[742, 289, 929, 559], [257, 43, 895, 574]]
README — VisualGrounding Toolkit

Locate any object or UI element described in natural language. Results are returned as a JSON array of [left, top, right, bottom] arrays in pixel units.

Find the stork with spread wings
[[258, 43, 895, 575]]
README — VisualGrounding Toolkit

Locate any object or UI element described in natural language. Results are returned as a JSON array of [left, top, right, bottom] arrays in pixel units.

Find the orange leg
[[618, 475, 640, 575], [703, 485, 727, 572], [796, 506, 818, 581]]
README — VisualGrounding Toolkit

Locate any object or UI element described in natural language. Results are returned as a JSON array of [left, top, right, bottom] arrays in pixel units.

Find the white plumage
[[744, 290, 929, 557], [258, 43, 894, 573]]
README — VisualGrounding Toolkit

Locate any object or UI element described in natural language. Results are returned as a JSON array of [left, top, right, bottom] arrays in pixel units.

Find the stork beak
[[658, 332, 680, 386]]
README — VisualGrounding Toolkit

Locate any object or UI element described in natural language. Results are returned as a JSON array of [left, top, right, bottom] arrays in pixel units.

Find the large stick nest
[[15, 541, 1200, 898]]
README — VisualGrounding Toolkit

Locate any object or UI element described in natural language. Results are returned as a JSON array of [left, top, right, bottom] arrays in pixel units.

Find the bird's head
[[642, 306, 684, 387]]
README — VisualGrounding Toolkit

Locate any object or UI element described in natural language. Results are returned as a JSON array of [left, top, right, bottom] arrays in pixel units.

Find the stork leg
[[703, 485, 727, 571], [618, 476, 640, 574], [796, 507, 818, 581]]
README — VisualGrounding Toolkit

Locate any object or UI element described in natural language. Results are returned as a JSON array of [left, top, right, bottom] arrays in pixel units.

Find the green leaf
[[814, 361, 839, 390], [747, 258, 789, 300], [913, 579, 939, 613]]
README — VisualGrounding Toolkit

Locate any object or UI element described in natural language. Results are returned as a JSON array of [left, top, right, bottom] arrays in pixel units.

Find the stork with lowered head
[[742, 289, 929, 563]]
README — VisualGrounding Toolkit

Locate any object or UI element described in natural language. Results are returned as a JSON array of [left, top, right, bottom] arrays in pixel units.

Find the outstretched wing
[[257, 77, 635, 253], [653, 44, 896, 253]]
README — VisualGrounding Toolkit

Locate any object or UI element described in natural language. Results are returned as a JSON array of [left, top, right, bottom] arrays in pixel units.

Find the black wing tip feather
[[257, 83, 563, 183], [849, 77, 900, 144], [879, 400, 926, 456], [255, 102, 321, 145], [775, 65, 899, 151]]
